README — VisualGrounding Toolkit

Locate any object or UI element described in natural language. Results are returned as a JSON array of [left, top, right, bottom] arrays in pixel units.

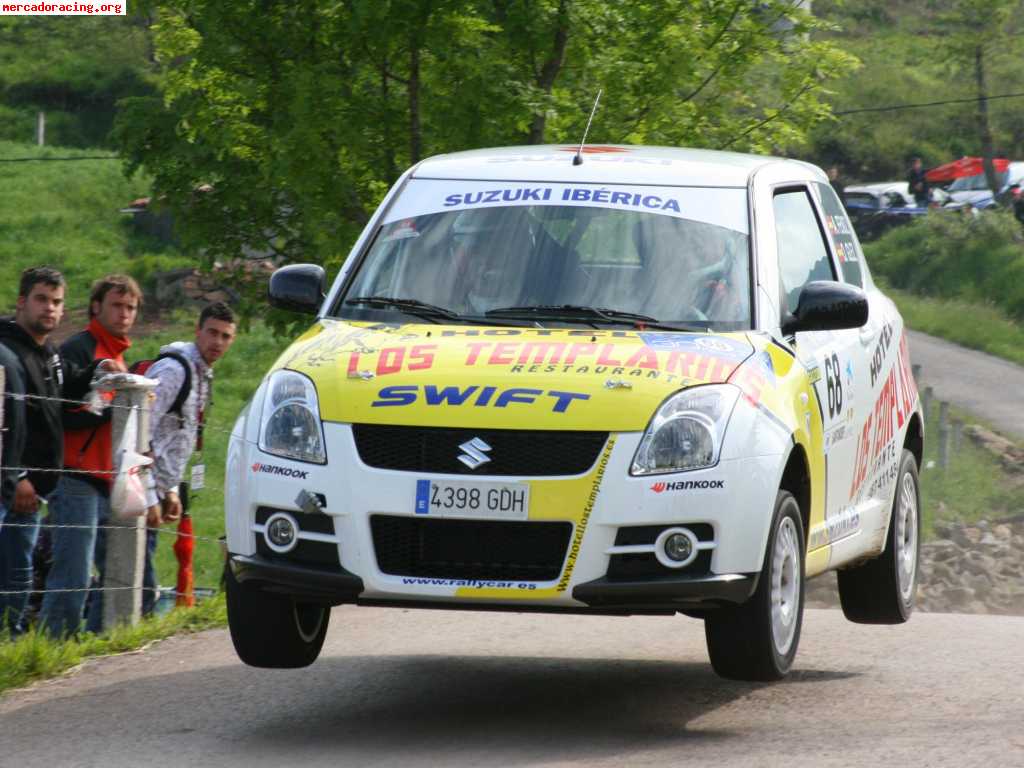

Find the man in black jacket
[[0, 267, 120, 636], [0, 342, 27, 632]]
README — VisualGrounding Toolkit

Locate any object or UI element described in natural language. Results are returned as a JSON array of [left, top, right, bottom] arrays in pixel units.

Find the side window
[[773, 188, 836, 315], [815, 182, 865, 288]]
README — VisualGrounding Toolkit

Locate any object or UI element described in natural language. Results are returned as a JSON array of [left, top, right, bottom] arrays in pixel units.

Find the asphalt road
[[2, 607, 1022, 767], [908, 330, 1024, 439]]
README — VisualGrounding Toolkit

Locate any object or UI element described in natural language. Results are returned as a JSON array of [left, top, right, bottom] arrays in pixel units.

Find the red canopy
[[925, 156, 1009, 183]]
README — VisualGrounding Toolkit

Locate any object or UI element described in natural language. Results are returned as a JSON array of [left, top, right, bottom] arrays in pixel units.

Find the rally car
[[223, 145, 923, 681]]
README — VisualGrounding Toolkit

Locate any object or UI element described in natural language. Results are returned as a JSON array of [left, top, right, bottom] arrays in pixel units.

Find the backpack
[[129, 351, 192, 422]]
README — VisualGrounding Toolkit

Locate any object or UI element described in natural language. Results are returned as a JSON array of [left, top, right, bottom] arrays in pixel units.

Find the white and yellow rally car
[[224, 145, 924, 680]]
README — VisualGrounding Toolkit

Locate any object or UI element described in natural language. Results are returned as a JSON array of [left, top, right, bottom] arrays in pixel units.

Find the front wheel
[[704, 490, 805, 681], [837, 449, 920, 624], [224, 562, 330, 668]]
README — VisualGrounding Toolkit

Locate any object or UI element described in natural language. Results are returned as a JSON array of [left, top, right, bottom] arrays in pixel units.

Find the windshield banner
[[385, 179, 749, 233]]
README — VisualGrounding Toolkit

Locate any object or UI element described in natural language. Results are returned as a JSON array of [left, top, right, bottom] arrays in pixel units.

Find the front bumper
[[572, 572, 758, 609], [230, 553, 757, 614], [230, 554, 364, 605]]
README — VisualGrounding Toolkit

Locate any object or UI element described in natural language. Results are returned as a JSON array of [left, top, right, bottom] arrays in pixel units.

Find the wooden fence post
[[101, 373, 157, 631], [922, 386, 933, 423], [938, 401, 950, 470]]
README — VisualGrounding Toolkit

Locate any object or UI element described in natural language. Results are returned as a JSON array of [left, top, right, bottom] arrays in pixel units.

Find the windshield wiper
[[484, 304, 708, 332], [345, 296, 463, 324]]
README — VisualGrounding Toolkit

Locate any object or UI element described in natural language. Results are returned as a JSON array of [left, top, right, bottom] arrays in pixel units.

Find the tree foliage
[[115, 0, 857, 300], [808, 0, 1024, 181]]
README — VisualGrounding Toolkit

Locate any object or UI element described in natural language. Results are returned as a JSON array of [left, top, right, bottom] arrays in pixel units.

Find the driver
[[448, 210, 522, 314]]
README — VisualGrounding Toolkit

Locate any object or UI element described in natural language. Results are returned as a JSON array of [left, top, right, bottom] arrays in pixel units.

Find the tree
[[115, 0, 857, 317], [937, 0, 1020, 197]]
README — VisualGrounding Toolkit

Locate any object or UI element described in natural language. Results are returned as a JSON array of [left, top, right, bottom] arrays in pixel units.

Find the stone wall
[[806, 516, 1024, 615]]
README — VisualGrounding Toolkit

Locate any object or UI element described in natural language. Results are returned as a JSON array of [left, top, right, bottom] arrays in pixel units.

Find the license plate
[[414, 479, 529, 520]]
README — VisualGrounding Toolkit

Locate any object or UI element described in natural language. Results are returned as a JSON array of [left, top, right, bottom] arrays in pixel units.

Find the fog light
[[654, 527, 699, 568], [265, 512, 298, 553], [664, 533, 693, 562]]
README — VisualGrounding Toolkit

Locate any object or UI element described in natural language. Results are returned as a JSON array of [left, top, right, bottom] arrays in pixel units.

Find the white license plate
[[414, 479, 529, 520]]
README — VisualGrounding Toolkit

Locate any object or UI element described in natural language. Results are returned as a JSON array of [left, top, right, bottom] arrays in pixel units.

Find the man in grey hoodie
[[89, 302, 236, 622]]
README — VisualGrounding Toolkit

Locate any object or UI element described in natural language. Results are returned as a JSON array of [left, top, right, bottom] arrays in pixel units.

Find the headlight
[[631, 385, 740, 475], [258, 370, 327, 464]]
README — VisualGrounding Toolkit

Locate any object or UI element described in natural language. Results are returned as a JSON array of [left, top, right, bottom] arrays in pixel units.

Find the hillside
[[0, 140, 190, 313], [810, 0, 1024, 181]]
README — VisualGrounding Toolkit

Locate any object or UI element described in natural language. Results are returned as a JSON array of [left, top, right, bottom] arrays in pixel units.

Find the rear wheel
[[838, 449, 920, 624], [704, 490, 805, 681], [224, 562, 329, 668]]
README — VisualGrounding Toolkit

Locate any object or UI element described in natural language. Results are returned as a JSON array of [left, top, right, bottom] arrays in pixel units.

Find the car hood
[[272, 320, 755, 431]]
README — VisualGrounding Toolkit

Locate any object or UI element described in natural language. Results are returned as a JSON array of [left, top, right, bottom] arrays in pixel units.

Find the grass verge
[[883, 282, 1024, 367], [0, 594, 226, 696], [919, 397, 1024, 538]]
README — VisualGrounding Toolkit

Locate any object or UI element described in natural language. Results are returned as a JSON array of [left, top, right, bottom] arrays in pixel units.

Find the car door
[[771, 186, 872, 558], [815, 181, 909, 561]]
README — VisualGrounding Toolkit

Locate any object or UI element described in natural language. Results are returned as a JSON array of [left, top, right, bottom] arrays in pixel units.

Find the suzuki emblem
[[458, 437, 492, 470]]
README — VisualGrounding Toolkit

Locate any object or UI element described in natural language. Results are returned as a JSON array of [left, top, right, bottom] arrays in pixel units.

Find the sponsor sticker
[[251, 462, 310, 480], [650, 479, 725, 493]]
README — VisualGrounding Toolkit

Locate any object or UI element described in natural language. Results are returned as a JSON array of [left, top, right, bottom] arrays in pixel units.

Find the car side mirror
[[781, 281, 868, 336], [268, 264, 326, 315]]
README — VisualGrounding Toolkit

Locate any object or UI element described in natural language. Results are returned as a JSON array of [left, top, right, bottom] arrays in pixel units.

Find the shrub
[[864, 210, 1024, 320]]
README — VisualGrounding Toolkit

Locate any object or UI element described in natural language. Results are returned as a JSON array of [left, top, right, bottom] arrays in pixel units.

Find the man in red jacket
[[40, 274, 142, 638]]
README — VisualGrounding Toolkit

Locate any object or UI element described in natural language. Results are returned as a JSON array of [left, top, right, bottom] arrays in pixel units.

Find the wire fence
[[0, 379, 231, 615], [2, 388, 259, 447]]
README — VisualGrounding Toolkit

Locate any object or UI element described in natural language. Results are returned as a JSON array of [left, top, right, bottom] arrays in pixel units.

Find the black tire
[[224, 562, 330, 668], [838, 449, 920, 624], [705, 490, 805, 681]]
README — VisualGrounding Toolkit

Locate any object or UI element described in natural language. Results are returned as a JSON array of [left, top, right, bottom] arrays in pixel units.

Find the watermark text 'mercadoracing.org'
[[1, 1, 124, 14]]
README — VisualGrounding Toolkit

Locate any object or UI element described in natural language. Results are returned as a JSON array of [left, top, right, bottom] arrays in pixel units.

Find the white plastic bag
[[110, 405, 154, 520]]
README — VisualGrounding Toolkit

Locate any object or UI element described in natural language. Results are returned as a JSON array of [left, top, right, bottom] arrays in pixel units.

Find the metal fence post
[[0, 367, 5, 471], [101, 373, 158, 631]]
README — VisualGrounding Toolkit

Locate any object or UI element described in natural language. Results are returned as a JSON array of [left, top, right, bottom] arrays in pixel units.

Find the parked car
[[224, 145, 924, 681], [842, 181, 946, 240], [944, 161, 1024, 209]]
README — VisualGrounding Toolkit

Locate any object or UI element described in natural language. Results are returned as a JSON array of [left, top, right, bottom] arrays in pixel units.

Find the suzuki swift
[[223, 145, 924, 681]]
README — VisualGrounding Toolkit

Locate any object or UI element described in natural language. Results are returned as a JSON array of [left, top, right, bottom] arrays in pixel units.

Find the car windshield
[[949, 171, 1008, 192], [336, 180, 751, 330]]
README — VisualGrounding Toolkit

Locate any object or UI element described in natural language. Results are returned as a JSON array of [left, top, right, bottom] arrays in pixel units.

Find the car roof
[[844, 182, 909, 196], [411, 144, 822, 187]]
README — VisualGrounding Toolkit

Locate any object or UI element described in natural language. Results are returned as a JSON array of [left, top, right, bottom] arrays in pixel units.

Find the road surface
[[2, 606, 1022, 767], [908, 330, 1024, 439]]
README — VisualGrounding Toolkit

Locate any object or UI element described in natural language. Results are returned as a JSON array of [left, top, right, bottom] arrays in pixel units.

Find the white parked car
[[843, 181, 918, 211], [945, 161, 1024, 208], [224, 145, 924, 681]]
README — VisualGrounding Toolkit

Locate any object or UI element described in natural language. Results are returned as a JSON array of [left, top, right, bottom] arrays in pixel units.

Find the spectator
[[907, 157, 929, 207], [0, 267, 120, 637], [0, 342, 27, 633], [142, 302, 236, 613], [827, 165, 847, 206], [40, 275, 141, 637]]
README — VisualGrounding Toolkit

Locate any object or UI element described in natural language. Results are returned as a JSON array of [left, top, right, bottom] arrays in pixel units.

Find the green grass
[[883, 282, 1024, 367], [0, 140, 192, 310], [918, 398, 1024, 538], [0, 594, 226, 695]]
